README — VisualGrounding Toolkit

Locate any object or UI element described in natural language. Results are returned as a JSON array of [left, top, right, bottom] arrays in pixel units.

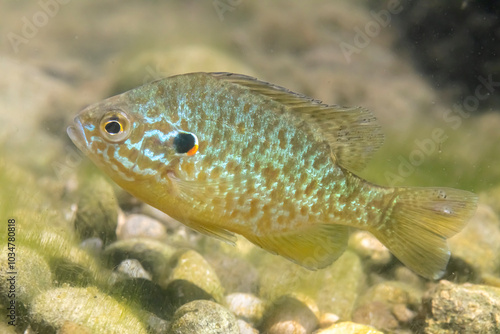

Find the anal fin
[[246, 224, 349, 270], [179, 215, 237, 245]]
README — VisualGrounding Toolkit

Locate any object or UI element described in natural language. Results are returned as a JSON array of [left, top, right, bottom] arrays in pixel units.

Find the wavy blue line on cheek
[[115, 147, 135, 169], [143, 148, 167, 163], [124, 137, 144, 151], [84, 124, 95, 131]]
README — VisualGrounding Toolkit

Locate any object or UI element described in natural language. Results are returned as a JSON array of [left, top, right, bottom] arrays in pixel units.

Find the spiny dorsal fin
[[209, 72, 384, 172]]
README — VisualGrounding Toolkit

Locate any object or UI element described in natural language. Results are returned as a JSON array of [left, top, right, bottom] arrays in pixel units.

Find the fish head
[[67, 93, 142, 182], [67, 90, 193, 187]]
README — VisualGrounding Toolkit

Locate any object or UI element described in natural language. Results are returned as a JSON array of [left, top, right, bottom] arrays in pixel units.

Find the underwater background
[[1, 1, 499, 333]]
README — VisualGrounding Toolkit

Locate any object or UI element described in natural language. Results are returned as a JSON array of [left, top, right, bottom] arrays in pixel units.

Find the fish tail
[[371, 187, 478, 279]]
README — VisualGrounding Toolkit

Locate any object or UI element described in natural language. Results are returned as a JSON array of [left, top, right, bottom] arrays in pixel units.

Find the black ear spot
[[173, 132, 198, 156]]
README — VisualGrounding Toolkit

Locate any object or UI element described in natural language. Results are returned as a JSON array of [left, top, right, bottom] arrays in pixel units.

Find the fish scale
[[167, 78, 329, 230], [68, 72, 478, 279]]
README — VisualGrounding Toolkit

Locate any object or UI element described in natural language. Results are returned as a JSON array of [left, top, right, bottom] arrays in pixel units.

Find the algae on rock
[[30, 286, 148, 334]]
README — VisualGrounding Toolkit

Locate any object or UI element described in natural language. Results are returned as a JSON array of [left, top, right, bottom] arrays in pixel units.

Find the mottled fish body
[[68, 72, 477, 279]]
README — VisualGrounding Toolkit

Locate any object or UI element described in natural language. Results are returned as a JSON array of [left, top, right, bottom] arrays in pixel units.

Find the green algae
[[74, 176, 119, 245], [30, 286, 148, 334]]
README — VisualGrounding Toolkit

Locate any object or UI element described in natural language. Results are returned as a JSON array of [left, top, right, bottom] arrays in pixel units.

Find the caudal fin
[[371, 187, 478, 279]]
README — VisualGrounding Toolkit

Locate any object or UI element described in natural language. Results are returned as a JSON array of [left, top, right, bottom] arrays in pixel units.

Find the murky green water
[[1, 1, 499, 333]]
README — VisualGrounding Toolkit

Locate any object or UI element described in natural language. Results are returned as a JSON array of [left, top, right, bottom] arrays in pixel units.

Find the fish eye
[[99, 110, 131, 143], [104, 120, 122, 134], [173, 131, 198, 156]]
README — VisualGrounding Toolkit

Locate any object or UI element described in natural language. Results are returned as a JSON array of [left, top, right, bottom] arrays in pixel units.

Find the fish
[[68, 72, 478, 279]]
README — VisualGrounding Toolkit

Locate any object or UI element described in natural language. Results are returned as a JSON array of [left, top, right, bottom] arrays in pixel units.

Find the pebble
[[111, 277, 167, 319], [58, 321, 92, 334], [394, 267, 423, 288], [352, 301, 398, 332], [30, 286, 147, 334], [116, 259, 152, 280], [448, 203, 500, 277], [318, 313, 340, 328], [79, 237, 104, 256], [21, 227, 108, 287], [315, 251, 366, 321], [358, 281, 422, 307], [207, 253, 260, 294], [168, 300, 239, 334], [141, 204, 184, 230], [391, 303, 416, 323], [237, 319, 259, 334], [167, 250, 224, 305], [353, 281, 422, 331], [348, 231, 392, 267], [74, 176, 119, 245], [103, 238, 176, 286], [145, 314, 170, 334], [423, 280, 500, 333], [260, 294, 319, 334], [480, 184, 500, 217], [0, 245, 52, 305], [225, 293, 265, 325], [0, 321, 17, 334], [116, 213, 167, 241], [314, 321, 384, 334]]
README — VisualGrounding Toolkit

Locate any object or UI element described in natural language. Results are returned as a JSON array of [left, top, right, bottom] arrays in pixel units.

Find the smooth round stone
[[168, 300, 239, 334], [19, 227, 109, 288], [58, 321, 92, 334], [117, 213, 167, 241], [315, 321, 384, 334], [169, 250, 224, 302], [391, 303, 416, 323], [225, 293, 265, 325], [103, 238, 177, 285], [394, 267, 423, 287], [0, 245, 52, 305], [424, 280, 500, 333], [353, 281, 422, 331], [30, 286, 147, 334], [260, 295, 319, 334], [206, 253, 260, 294], [116, 259, 152, 280], [348, 231, 391, 266], [237, 319, 259, 334], [352, 301, 398, 332], [141, 204, 183, 230], [79, 237, 104, 256], [318, 313, 341, 328], [314, 250, 365, 321], [448, 203, 500, 277], [111, 277, 168, 319], [74, 176, 119, 245]]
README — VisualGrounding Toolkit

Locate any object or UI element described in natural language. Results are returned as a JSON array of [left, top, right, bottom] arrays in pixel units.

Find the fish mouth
[[67, 117, 88, 153]]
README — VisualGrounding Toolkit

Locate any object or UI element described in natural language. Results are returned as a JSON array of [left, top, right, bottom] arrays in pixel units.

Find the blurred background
[[1, 1, 499, 333], [1, 0, 499, 191]]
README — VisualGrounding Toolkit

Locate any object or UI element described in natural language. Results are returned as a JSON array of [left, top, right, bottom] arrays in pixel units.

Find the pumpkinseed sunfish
[[68, 72, 478, 279]]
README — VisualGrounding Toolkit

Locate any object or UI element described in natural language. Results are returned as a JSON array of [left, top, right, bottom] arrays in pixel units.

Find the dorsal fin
[[209, 72, 384, 172]]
